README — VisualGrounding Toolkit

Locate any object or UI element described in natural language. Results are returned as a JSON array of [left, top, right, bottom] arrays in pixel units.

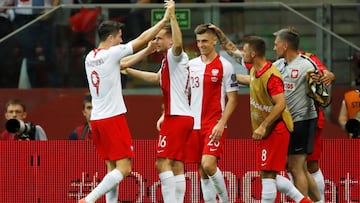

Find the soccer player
[[185, 23, 238, 203], [78, 6, 170, 203], [120, 1, 193, 202], [272, 28, 322, 202], [244, 35, 313, 203]]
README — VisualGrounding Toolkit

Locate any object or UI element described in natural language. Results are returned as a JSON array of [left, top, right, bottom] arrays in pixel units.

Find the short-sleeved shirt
[[159, 48, 192, 117], [189, 54, 238, 130], [85, 42, 133, 120], [273, 54, 318, 122]]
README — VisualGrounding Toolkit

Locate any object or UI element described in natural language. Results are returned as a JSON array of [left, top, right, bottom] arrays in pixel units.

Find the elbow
[[280, 103, 286, 112], [120, 61, 130, 70], [149, 74, 161, 84], [154, 75, 161, 84], [280, 101, 286, 110]]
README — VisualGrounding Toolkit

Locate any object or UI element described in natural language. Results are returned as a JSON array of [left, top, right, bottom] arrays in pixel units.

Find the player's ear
[[251, 50, 256, 58], [213, 36, 217, 46], [107, 34, 114, 43], [283, 41, 289, 50]]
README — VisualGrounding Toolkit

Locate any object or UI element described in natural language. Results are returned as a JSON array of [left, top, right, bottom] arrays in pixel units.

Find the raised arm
[[131, 5, 170, 52], [121, 41, 160, 84], [120, 41, 157, 69], [209, 23, 243, 65], [165, 0, 183, 56]]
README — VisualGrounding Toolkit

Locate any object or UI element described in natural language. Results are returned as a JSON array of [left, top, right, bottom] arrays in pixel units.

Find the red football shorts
[[156, 115, 194, 161], [256, 121, 289, 172], [91, 114, 134, 161], [185, 125, 227, 163]]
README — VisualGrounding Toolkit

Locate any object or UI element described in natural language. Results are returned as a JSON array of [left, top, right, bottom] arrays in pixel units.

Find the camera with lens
[[5, 119, 36, 140], [345, 118, 360, 138]]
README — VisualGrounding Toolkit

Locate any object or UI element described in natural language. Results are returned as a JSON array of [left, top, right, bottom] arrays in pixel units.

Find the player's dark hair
[[97, 20, 125, 42], [194, 23, 217, 36], [243, 36, 266, 57]]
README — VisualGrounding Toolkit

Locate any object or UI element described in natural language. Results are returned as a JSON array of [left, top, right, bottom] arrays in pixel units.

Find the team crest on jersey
[[211, 68, 219, 82], [291, 69, 299, 79]]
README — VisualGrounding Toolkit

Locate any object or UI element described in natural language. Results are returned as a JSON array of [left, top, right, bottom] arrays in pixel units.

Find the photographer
[[0, 99, 47, 140]]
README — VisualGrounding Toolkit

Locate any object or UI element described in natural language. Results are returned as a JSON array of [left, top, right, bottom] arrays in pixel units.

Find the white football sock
[[174, 174, 186, 203], [311, 169, 325, 201], [85, 169, 123, 203], [105, 184, 119, 203], [262, 178, 277, 203], [276, 175, 305, 202], [201, 178, 217, 203], [209, 167, 229, 203], [159, 171, 176, 203]]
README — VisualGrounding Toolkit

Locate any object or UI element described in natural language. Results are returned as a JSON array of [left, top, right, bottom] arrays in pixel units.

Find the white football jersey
[[189, 55, 238, 129], [159, 48, 192, 116], [85, 42, 133, 120]]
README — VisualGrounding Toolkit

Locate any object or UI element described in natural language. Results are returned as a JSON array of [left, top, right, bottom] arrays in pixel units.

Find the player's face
[[196, 32, 217, 56], [82, 102, 92, 122], [154, 29, 172, 53], [242, 43, 254, 64], [5, 104, 27, 120], [112, 30, 123, 46], [273, 36, 286, 59]]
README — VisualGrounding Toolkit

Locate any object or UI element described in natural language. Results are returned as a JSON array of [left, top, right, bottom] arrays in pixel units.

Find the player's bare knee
[[118, 166, 132, 177], [201, 161, 217, 176], [115, 163, 132, 177], [155, 158, 172, 172], [307, 161, 319, 173]]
